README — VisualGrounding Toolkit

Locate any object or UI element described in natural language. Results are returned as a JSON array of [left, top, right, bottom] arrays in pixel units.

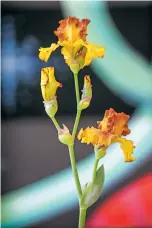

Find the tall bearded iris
[[39, 17, 105, 73]]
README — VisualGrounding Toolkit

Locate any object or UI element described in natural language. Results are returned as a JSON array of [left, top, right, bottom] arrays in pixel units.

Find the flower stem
[[72, 109, 81, 139], [72, 73, 81, 139], [74, 73, 80, 105], [78, 208, 87, 228], [51, 116, 60, 130], [68, 145, 82, 199], [92, 159, 99, 183]]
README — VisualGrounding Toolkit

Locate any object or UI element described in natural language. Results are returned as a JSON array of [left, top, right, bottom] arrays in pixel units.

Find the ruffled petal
[[59, 39, 105, 69], [39, 43, 59, 62], [83, 41, 105, 66], [97, 108, 131, 137], [114, 137, 136, 162], [77, 128, 84, 140], [54, 17, 90, 43], [98, 132, 115, 147], [77, 127, 115, 147]]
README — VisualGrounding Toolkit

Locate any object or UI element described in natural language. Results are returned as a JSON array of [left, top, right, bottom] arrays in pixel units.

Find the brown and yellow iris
[[39, 17, 105, 72], [78, 108, 136, 162]]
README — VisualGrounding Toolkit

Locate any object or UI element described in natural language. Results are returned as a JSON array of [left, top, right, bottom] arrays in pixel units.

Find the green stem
[[92, 159, 99, 183], [78, 208, 87, 228], [74, 73, 80, 105], [68, 145, 82, 199], [72, 109, 81, 139], [51, 116, 60, 130], [72, 73, 81, 139]]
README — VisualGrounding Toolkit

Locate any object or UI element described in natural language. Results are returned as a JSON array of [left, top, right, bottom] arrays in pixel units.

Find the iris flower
[[78, 108, 136, 162], [39, 17, 105, 72]]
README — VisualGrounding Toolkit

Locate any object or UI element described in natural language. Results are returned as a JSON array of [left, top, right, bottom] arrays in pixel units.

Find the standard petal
[[97, 108, 131, 137], [39, 43, 59, 62], [54, 17, 90, 43]]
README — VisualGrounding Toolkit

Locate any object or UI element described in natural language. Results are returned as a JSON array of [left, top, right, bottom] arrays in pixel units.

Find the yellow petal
[[59, 39, 104, 70], [60, 40, 84, 67], [77, 126, 114, 147], [115, 137, 136, 162], [41, 67, 62, 101], [39, 43, 59, 62], [83, 42, 105, 66], [81, 137, 91, 144], [77, 128, 84, 140], [61, 46, 71, 66]]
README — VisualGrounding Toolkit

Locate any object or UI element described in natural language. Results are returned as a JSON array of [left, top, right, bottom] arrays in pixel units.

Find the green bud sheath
[[43, 97, 58, 118]]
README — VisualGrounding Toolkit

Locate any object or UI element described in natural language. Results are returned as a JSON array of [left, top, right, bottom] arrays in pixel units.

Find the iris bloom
[[39, 17, 105, 72], [41, 67, 62, 101], [78, 108, 136, 162]]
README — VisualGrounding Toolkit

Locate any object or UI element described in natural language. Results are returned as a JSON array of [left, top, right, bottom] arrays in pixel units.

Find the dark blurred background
[[1, 1, 152, 228]]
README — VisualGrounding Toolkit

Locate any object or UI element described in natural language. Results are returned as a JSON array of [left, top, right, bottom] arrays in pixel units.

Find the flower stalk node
[[94, 145, 106, 160], [58, 125, 74, 146], [43, 96, 58, 118], [70, 64, 80, 74]]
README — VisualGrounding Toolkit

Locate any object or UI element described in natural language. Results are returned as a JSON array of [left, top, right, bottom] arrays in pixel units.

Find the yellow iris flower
[[41, 67, 62, 101], [77, 108, 136, 162], [39, 17, 105, 72]]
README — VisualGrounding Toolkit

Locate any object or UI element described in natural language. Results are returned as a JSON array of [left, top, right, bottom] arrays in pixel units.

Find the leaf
[[80, 164, 105, 209]]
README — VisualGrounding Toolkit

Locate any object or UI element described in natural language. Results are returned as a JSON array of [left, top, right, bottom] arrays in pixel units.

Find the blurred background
[[1, 1, 152, 228]]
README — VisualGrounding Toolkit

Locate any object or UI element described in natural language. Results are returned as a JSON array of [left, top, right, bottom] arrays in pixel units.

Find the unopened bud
[[78, 75, 92, 110], [94, 145, 106, 160], [58, 124, 74, 146], [41, 67, 62, 101], [43, 96, 58, 118], [78, 96, 92, 110]]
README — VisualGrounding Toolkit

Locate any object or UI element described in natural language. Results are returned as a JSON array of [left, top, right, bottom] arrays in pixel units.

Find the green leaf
[[80, 164, 105, 209]]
